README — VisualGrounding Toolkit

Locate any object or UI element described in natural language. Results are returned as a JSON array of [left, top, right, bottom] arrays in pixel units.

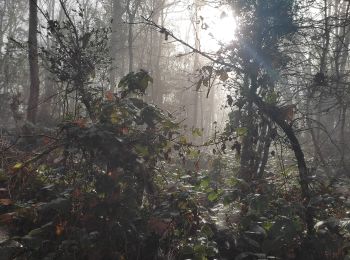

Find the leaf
[[203, 78, 209, 87], [0, 199, 13, 206], [73, 118, 87, 128], [188, 148, 200, 159], [12, 163, 23, 170], [55, 221, 67, 236], [141, 106, 162, 126], [220, 11, 228, 19], [148, 217, 170, 236], [236, 127, 248, 137], [134, 145, 149, 157], [218, 69, 229, 81], [265, 91, 278, 104], [223, 193, 236, 206], [0, 188, 7, 197], [192, 128, 203, 137], [105, 91, 114, 101], [208, 191, 219, 202], [110, 111, 119, 124], [121, 127, 129, 135], [0, 212, 16, 224], [179, 136, 187, 144], [200, 178, 210, 189], [53, 156, 64, 164], [227, 95, 234, 106], [196, 78, 203, 91], [118, 70, 153, 96], [201, 224, 214, 238]]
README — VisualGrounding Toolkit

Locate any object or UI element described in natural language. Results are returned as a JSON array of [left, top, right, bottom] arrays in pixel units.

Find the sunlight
[[199, 5, 236, 51]]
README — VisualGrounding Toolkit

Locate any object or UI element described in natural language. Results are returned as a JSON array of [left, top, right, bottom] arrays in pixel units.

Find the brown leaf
[[218, 70, 229, 81], [105, 91, 114, 101], [0, 199, 13, 206], [74, 118, 87, 128], [0, 212, 16, 224], [148, 217, 171, 236], [55, 221, 67, 236], [0, 188, 8, 198], [121, 127, 129, 135]]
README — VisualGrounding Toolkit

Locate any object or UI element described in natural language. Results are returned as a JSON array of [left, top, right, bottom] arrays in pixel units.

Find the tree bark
[[126, 0, 141, 73], [27, 0, 40, 124]]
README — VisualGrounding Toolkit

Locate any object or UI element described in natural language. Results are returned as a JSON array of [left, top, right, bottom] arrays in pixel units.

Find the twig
[[141, 16, 243, 73]]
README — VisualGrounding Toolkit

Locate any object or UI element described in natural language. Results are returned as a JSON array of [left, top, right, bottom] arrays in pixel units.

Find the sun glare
[[199, 5, 236, 51]]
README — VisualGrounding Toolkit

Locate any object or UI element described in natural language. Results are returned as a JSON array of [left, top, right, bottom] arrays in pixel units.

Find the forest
[[0, 0, 350, 259]]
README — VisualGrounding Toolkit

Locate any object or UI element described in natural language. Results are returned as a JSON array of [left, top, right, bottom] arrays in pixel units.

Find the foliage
[[2, 1, 350, 260]]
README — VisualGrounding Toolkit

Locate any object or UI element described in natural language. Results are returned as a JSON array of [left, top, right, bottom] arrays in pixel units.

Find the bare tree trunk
[[27, 0, 40, 124], [151, 8, 164, 105], [38, 0, 55, 124], [110, 0, 125, 88], [126, 0, 141, 73], [192, 0, 201, 129]]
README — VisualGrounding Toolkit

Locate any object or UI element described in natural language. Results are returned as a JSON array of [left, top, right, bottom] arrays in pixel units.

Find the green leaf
[[110, 111, 119, 124], [12, 163, 23, 170], [201, 224, 214, 238], [236, 127, 248, 137], [188, 148, 200, 159], [134, 145, 149, 157], [179, 136, 187, 144], [200, 178, 210, 189], [192, 128, 203, 137], [208, 192, 219, 202], [265, 91, 278, 104]]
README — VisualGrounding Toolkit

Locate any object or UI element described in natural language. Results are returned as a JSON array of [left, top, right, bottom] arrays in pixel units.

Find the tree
[[27, 0, 40, 124], [219, 0, 314, 233], [109, 0, 127, 88]]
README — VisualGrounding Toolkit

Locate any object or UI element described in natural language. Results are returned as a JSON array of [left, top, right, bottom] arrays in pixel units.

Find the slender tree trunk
[[127, 22, 133, 72], [27, 0, 40, 124], [192, 0, 201, 129], [152, 9, 164, 105], [38, 0, 55, 124], [126, 0, 141, 73], [110, 0, 125, 88]]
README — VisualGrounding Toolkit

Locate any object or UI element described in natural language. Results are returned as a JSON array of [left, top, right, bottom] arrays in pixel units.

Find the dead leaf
[[0, 188, 8, 198], [0, 199, 13, 206], [148, 217, 171, 236], [55, 221, 67, 236], [0, 212, 16, 224], [105, 91, 114, 101]]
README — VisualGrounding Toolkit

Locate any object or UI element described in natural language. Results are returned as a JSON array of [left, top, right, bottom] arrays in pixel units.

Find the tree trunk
[[110, 0, 125, 88], [251, 93, 314, 235], [27, 0, 40, 124], [126, 0, 141, 73]]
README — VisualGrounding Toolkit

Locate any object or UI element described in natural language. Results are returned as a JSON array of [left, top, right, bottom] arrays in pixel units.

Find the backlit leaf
[[13, 163, 23, 170], [236, 127, 248, 137]]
